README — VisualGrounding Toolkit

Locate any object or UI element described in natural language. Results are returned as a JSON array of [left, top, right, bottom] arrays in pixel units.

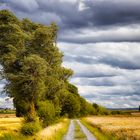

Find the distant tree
[[61, 94, 80, 118]]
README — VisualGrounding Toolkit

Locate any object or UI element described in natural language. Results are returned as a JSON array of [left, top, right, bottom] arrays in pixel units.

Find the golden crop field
[[0, 117, 22, 136], [85, 116, 140, 140]]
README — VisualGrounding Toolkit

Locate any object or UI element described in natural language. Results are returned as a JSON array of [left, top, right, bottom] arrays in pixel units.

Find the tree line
[[0, 10, 108, 135]]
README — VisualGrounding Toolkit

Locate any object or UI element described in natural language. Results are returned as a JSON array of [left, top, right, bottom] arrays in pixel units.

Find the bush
[[21, 120, 41, 136], [37, 100, 55, 126]]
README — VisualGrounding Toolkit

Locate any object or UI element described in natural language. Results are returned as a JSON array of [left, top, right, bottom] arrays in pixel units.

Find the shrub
[[21, 120, 41, 135], [37, 100, 55, 126]]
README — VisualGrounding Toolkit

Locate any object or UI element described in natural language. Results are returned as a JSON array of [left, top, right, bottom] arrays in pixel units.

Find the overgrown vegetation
[[0, 10, 109, 136]]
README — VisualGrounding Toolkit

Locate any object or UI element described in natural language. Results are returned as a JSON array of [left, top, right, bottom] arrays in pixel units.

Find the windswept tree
[[0, 10, 73, 121], [0, 10, 100, 135]]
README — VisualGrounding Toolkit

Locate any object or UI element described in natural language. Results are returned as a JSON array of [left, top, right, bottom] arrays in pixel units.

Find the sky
[[0, 0, 140, 108]]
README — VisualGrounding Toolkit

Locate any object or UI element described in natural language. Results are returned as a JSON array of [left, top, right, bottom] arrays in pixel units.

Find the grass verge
[[38, 118, 70, 140]]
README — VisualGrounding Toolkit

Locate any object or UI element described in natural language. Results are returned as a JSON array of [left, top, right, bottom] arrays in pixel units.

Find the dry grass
[[0, 114, 16, 118], [0, 118, 69, 140], [37, 118, 70, 140], [0, 117, 22, 136], [85, 116, 140, 140]]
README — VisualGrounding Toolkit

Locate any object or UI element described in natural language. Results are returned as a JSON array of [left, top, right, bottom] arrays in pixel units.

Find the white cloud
[[58, 42, 140, 108], [78, 0, 89, 11]]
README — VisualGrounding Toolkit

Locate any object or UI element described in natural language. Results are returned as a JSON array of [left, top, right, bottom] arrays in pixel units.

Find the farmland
[[83, 115, 140, 140], [0, 117, 22, 137], [0, 116, 69, 140]]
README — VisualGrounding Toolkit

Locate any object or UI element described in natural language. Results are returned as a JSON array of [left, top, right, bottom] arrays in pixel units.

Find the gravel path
[[63, 120, 75, 140], [63, 119, 96, 140], [77, 120, 97, 140]]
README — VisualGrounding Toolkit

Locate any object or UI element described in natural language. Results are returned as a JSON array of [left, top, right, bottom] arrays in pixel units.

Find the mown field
[[83, 115, 140, 140]]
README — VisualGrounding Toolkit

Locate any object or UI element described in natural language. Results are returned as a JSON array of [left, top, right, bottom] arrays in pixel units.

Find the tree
[[61, 94, 80, 118], [0, 10, 74, 122], [0, 10, 104, 134]]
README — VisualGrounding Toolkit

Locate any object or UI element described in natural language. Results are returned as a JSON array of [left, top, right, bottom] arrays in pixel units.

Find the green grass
[[74, 120, 86, 140], [0, 110, 15, 114], [81, 119, 119, 140], [0, 133, 36, 140]]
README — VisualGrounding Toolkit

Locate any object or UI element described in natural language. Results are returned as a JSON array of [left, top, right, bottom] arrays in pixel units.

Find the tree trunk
[[27, 100, 36, 122]]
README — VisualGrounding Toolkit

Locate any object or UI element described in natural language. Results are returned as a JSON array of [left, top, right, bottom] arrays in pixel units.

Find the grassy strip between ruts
[[74, 120, 87, 140], [0, 118, 70, 140], [81, 118, 120, 140]]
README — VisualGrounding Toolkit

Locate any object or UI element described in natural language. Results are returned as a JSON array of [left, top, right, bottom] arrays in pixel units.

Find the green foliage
[[0, 109, 15, 114], [13, 99, 29, 117], [0, 10, 20, 25], [0, 133, 17, 140], [67, 83, 79, 96], [21, 119, 41, 136], [62, 94, 80, 118], [37, 101, 55, 126], [80, 97, 97, 116], [92, 103, 110, 115]]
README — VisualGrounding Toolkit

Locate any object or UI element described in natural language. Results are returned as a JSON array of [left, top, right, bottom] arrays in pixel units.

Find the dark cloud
[[1, 0, 140, 28], [63, 54, 140, 70], [74, 73, 116, 79], [59, 34, 140, 44], [1, 0, 140, 43], [84, 0, 140, 27], [99, 57, 140, 70]]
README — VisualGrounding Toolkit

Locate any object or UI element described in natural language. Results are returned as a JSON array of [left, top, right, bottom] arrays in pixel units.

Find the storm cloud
[[0, 0, 140, 108]]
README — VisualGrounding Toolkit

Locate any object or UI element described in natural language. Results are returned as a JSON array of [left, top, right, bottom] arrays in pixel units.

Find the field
[[0, 117, 22, 137], [84, 115, 140, 140], [0, 116, 69, 140]]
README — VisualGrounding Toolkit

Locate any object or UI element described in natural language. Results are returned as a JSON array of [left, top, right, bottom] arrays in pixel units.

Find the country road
[[63, 120, 96, 140], [63, 120, 75, 140]]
